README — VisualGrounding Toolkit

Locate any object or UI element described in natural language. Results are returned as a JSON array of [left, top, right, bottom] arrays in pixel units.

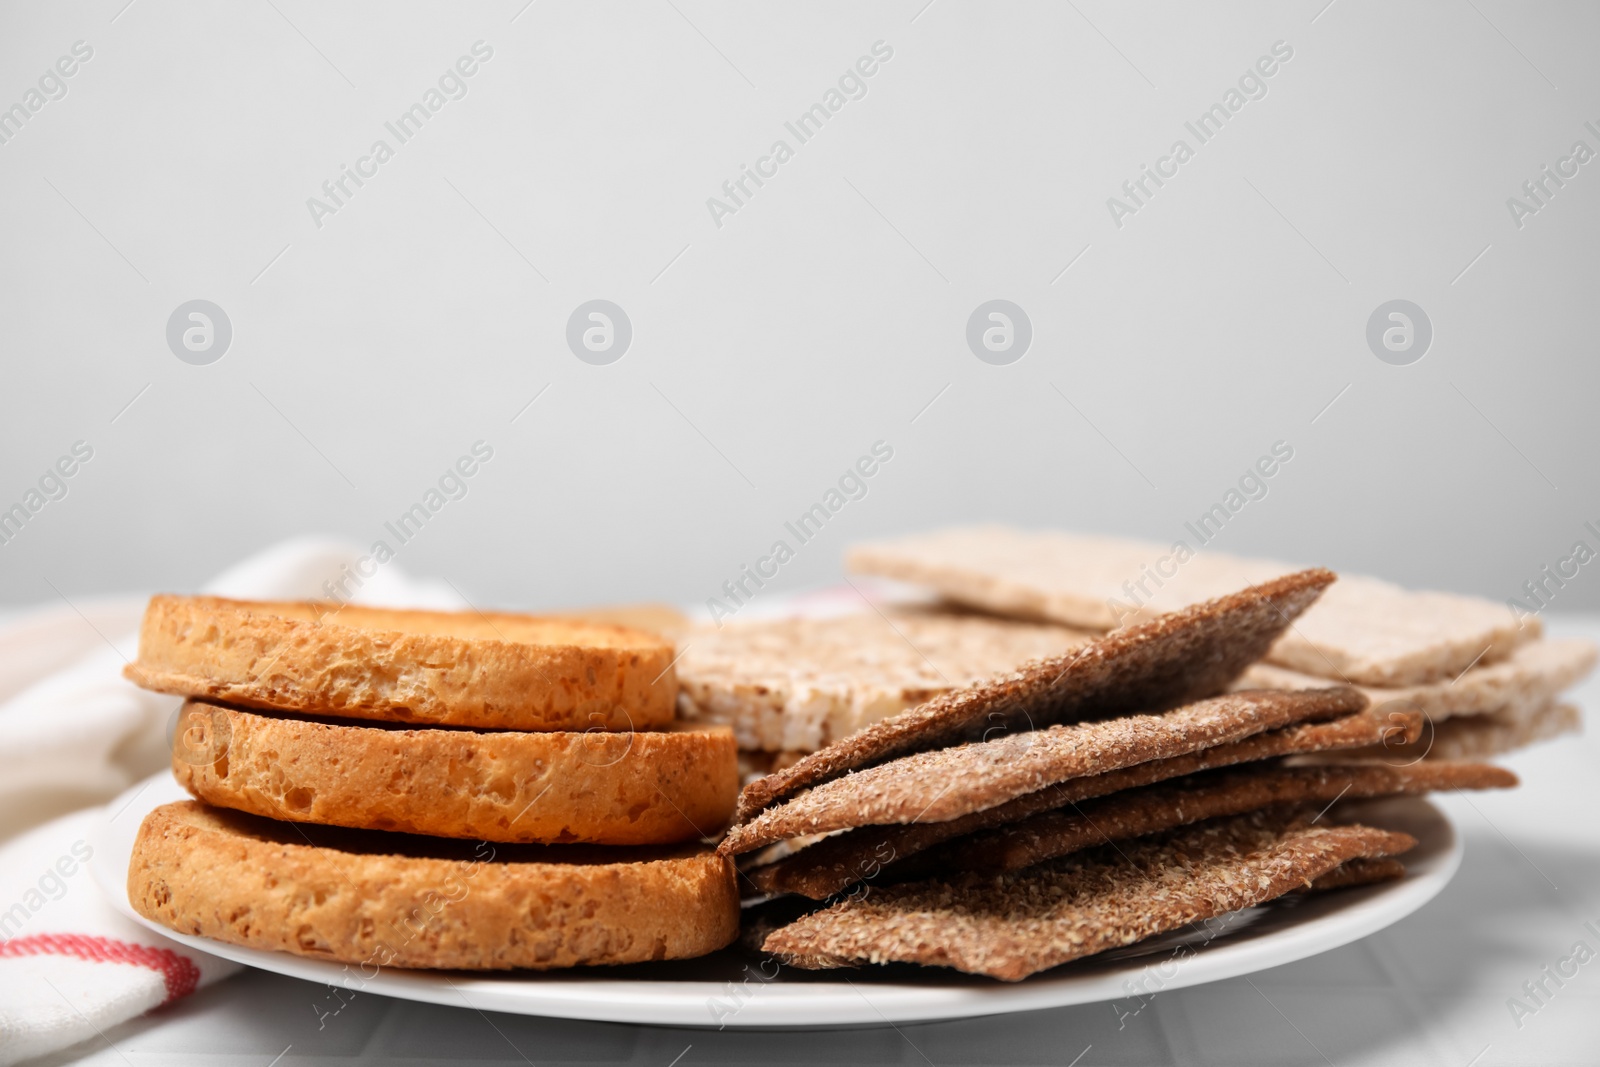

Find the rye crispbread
[[734, 569, 1335, 822], [722, 686, 1363, 855], [172, 700, 737, 845], [130, 801, 740, 970], [1239, 637, 1597, 724], [124, 595, 676, 730], [847, 526, 1536, 686], [922, 761, 1513, 875], [762, 808, 1417, 980], [746, 709, 1419, 898], [1303, 857, 1407, 892], [677, 607, 1094, 752]]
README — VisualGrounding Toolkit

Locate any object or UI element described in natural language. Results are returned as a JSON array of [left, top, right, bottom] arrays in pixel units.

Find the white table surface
[[33, 616, 1600, 1067]]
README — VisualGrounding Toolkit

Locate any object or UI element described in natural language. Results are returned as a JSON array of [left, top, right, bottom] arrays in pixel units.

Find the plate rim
[[93, 772, 1461, 1029]]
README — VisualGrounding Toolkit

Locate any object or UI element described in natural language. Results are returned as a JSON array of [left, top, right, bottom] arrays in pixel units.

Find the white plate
[[94, 773, 1459, 1029]]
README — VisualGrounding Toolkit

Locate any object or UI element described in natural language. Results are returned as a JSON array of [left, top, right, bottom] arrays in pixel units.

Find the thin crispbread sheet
[[745, 709, 1418, 899], [721, 686, 1363, 856], [1345, 700, 1582, 762], [677, 607, 1094, 753], [1239, 638, 1597, 725], [762, 808, 1417, 981], [847, 526, 1536, 687], [734, 568, 1336, 822], [924, 760, 1514, 875], [1303, 857, 1407, 892]]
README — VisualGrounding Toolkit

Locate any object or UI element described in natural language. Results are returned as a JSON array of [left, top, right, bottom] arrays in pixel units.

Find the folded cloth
[[0, 538, 464, 1066]]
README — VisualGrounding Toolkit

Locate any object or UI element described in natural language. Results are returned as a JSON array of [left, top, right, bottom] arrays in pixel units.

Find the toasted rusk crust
[[130, 802, 740, 970], [763, 808, 1416, 980], [124, 594, 676, 730], [171, 700, 737, 845]]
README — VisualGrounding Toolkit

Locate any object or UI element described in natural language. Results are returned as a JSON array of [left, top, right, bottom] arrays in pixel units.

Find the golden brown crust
[[124, 595, 677, 730], [129, 802, 740, 970], [762, 809, 1417, 980], [722, 687, 1363, 855], [746, 710, 1424, 899], [735, 569, 1335, 821], [171, 700, 737, 845]]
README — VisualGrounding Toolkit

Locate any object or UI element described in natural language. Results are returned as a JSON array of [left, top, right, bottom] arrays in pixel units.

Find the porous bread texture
[[848, 525, 1538, 686], [124, 594, 676, 730], [735, 569, 1335, 821], [722, 686, 1363, 855], [676, 607, 1095, 752], [747, 708, 1411, 899], [763, 808, 1417, 980], [1239, 638, 1597, 723], [172, 700, 737, 845], [129, 801, 740, 970]]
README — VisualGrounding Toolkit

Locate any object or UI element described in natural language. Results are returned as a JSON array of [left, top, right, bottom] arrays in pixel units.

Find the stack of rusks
[[123, 596, 740, 970]]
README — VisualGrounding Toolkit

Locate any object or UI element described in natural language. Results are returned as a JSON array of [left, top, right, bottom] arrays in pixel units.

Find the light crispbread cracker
[[677, 608, 1094, 753], [924, 761, 1514, 875], [847, 526, 1536, 686], [735, 568, 1335, 821], [172, 700, 737, 845], [130, 801, 739, 970], [721, 686, 1364, 855], [1355, 700, 1582, 762], [124, 595, 676, 730], [762, 808, 1417, 980], [1239, 638, 1597, 724], [746, 709, 1413, 899]]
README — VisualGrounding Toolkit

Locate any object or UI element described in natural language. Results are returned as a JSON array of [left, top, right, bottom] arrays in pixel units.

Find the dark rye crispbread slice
[[721, 686, 1363, 856], [920, 760, 1514, 876], [734, 569, 1335, 822], [762, 807, 1417, 980], [1303, 857, 1408, 893], [746, 708, 1416, 899]]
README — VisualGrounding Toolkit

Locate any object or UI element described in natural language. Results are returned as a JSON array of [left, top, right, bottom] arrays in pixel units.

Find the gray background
[[2, 0, 1596, 614]]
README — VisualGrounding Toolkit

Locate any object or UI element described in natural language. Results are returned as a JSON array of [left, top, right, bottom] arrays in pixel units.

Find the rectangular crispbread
[[922, 761, 1514, 875], [1239, 637, 1596, 724], [746, 709, 1415, 899], [847, 526, 1536, 686], [677, 607, 1095, 752], [734, 568, 1335, 821], [721, 686, 1363, 855], [762, 808, 1417, 980]]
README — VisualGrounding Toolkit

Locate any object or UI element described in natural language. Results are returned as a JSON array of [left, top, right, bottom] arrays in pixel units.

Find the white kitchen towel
[[0, 539, 464, 1066]]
